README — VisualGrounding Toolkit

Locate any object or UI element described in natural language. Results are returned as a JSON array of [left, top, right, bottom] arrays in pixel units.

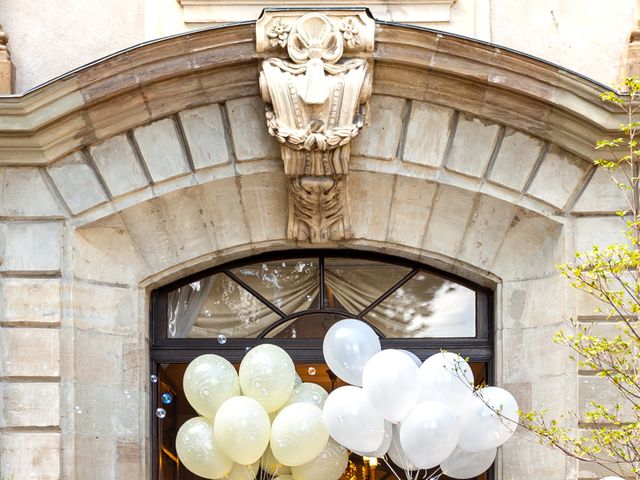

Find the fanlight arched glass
[[162, 253, 478, 340]]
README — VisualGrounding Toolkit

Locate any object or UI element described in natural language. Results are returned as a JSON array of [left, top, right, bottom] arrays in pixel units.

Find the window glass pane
[[230, 258, 319, 313], [168, 274, 281, 338], [324, 258, 411, 314], [364, 271, 476, 338], [267, 313, 350, 339]]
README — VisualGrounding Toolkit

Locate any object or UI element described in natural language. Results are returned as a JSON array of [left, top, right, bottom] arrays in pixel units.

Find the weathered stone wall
[[0, 93, 623, 479], [0, 22, 628, 480]]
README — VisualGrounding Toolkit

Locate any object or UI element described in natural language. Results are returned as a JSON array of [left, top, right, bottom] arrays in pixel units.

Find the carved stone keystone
[[257, 9, 375, 242]]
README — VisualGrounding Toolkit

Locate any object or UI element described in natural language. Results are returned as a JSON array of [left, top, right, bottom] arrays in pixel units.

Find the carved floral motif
[[267, 19, 291, 48], [258, 11, 374, 243]]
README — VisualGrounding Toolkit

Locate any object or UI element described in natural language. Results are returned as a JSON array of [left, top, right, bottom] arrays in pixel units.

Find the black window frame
[[150, 249, 495, 480]]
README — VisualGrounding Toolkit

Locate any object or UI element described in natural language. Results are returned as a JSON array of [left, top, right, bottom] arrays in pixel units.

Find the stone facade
[[0, 5, 634, 480]]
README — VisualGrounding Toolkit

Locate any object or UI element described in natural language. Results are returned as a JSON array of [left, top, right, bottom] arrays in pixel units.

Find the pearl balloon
[[322, 319, 381, 386], [183, 354, 240, 420], [457, 387, 519, 452], [291, 438, 349, 480], [239, 344, 296, 412], [322, 385, 385, 453], [418, 352, 474, 414], [362, 349, 420, 422], [225, 461, 260, 480], [176, 417, 233, 479], [285, 382, 328, 409], [214, 396, 271, 465], [400, 401, 460, 469], [271, 403, 329, 466], [440, 448, 497, 479], [260, 444, 292, 476], [387, 424, 419, 472], [353, 421, 392, 458]]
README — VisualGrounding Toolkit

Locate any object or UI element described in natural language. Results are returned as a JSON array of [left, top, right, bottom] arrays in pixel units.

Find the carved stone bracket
[[257, 9, 374, 243]]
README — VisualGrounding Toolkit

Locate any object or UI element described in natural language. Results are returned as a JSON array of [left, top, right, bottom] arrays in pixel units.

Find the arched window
[[150, 250, 494, 479]]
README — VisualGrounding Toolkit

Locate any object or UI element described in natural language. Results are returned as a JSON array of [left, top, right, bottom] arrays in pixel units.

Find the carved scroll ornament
[[257, 10, 374, 243]]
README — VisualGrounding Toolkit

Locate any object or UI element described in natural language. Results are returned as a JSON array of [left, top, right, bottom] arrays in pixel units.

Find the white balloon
[[239, 344, 296, 412], [271, 403, 329, 466], [457, 387, 519, 452], [260, 444, 291, 476], [323, 319, 381, 386], [400, 401, 460, 469], [322, 385, 385, 452], [285, 382, 328, 409], [274, 476, 293, 480], [353, 421, 392, 458], [440, 448, 497, 479], [291, 438, 349, 480], [224, 461, 260, 480], [387, 424, 419, 472], [399, 349, 422, 366], [183, 354, 241, 420], [176, 417, 233, 479], [214, 396, 271, 465], [362, 349, 420, 422], [601, 477, 625, 480], [418, 352, 474, 414]]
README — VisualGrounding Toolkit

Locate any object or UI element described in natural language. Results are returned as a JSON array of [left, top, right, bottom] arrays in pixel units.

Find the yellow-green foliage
[[520, 78, 640, 479]]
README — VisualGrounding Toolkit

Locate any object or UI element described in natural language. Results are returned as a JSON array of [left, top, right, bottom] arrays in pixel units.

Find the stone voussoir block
[[46, 151, 109, 214], [133, 117, 190, 183], [179, 103, 231, 169], [89, 134, 149, 197]]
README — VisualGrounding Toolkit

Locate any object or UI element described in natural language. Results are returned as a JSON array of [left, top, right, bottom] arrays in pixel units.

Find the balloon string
[[381, 455, 409, 480]]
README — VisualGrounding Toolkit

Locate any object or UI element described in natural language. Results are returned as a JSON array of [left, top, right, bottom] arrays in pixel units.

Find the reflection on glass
[[168, 274, 280, 338], [364, 271, 476, 338], [231, 258, 319, 313], [324, 258, 411, 314], [267, 313, 349, 339]]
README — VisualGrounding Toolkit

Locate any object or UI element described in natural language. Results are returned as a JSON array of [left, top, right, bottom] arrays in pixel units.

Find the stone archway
[[0, 10, 626, 480]]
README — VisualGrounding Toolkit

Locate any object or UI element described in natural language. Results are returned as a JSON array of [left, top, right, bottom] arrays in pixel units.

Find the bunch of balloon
[[322, 319, 520, 480], [175, 345, 349, 480]]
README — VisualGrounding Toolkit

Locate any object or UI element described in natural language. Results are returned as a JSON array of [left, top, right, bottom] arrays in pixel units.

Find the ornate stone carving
[[257, 10, 374, 242]]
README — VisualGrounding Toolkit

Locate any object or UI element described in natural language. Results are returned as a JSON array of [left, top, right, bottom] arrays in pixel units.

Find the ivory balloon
[[322, 385, 385, 453], [183, 354, 241, 420], [387, 424, 419, 472], [176, 417, 233, 479], [323, 319, 381, 386], [291, 438, 349, 480], [457, 387, 519, 452], [418, 352, 474, 414], [271, 403, 329, 466], [239, 344, 296, 412], [285, 382, 328, 409], [362, 349, 420, 422], [399, 349, 422, 366], [224, 461, 260, 480], [274, 476, 293, 480], [353, 421, 392, 458], [400, 401, 460, 469], [214, 396, 271, 465], [260, 445, 291, 476], [440, 448, 497, 479]]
